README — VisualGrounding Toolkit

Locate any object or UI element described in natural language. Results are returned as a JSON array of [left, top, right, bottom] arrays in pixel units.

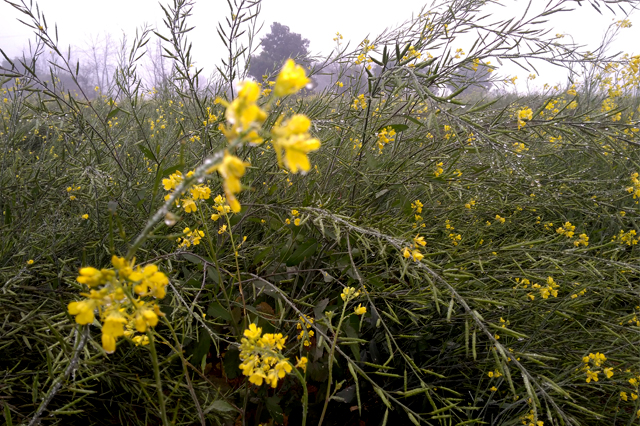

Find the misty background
[[1, 0, 638, 97]]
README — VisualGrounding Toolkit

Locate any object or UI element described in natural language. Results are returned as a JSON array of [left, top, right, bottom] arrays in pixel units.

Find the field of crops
[[1, 0, 640, 425]]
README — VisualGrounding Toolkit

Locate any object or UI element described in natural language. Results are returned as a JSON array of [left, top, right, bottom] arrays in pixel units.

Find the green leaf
[[162, 164, 182, 177], [207, 302, 232, 322], [137, 144, 156, 162], [252, 246, 272, 266], [285, 239, 318, 266], [265, 396, 283, 424], [204, 400, 235, 414], [106, 107, 124, 121], [222, 347, 240, 379], [192, 327, 211, 370], [181, 253, 202, 265]]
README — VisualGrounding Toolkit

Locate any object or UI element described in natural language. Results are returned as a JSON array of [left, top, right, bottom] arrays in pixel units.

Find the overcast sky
[[1, 0, 638, 88]]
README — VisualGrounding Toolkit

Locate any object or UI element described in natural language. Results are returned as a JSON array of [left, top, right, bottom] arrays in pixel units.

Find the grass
[[1, 0, 640, 425]]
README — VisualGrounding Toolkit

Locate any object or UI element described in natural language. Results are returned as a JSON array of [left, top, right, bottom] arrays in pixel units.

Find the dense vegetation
[[1, 0, 640, 425]]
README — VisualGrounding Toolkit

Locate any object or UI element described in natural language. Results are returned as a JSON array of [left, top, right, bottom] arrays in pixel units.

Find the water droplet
[[164, 212, 177, 226]]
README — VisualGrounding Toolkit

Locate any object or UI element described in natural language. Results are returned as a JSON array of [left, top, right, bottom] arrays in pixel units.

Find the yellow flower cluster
[[178, 227, 204, 248], [434, 162, 444, 177], [444, 220, 461, 246], [351, 94, 367, 110], [274, 59, 310, 97], [411, 199, 425, 228], [626, 172, 640, 199], [612, 229, 639, 246], [218, 80, 266, 144], [401, 45, 422, 64], [285, 209, 302, 226], [210, 194, 232, 221], [571, 288, 587, 299], [376, 127, 396, 152], [512, 142, 528, 153], [520, 410, 544, 426], [539, 276, 559, 299], [341, 286, 361, 302], [67, 256, 169, 353], [582, 352, 613, 383], [402, 234, 425, 262], [487, 369, 502, 378], [206, 60, 318, 213], [239, 324, 307, 388], [556, 221, 576, 238], [520, 276, 559, 300], [296, 314, 315, 347], [163, 170, 212, 214], [574, 233, 589, 247], [517, 107, 533, 130], [272, 115, 321, 174]]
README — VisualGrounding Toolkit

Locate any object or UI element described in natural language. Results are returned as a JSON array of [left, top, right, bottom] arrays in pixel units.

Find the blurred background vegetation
[[1, 0, 640, 425]]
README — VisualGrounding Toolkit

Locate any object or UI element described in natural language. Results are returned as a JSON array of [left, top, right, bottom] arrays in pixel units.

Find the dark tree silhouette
[[248, 22, 310, 80]]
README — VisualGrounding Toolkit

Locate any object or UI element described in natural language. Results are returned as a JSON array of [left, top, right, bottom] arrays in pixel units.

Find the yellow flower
[[77, 267, 112, 287], [294, 218, 301, 226], [190, 184, 211, 200], [101, 312, 128, 353], [218, 224, 227, 234], [162, 171, 183, 191], [402, 247, 411, 259], [272, 114, 321, 174], [354, 304, 367, 315], [129, 264, 169, 299], [220, 81, 266, 143], [181, 198, 197, 213], [603, 367, 614, 378], [134, 304, 159, 332], [132, 335, 150, 346], [413, 234, 427, 248], [296, 356, 308, 372], [68, 299, 96, 324], [274, 59, 309, 97], [27, 259, 34, 265], [621, 391, 628, 401], [214, 152, 249, 212], [81, 214, 89, 220], [244, 323, 262, 340], [517, 107, 533, 129], [585, 370, 599, 383], [411, 249, 424, 262], [341, 286, 360, 301]]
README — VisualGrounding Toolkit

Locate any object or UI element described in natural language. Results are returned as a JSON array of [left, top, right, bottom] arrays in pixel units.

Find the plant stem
[[147, 330, 169, 426], [318, 302, 348, 426], [292, 367, 309, 426]]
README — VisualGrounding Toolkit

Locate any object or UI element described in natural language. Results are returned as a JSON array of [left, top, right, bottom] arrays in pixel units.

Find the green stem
[[318, 302, 348, 426], [147, 330, 170, 426], [226, 214, 247, 319], [292, 367, 309, 426]]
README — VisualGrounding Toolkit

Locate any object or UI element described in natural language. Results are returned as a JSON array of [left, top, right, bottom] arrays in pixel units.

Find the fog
[[1, 0, 638, 94]]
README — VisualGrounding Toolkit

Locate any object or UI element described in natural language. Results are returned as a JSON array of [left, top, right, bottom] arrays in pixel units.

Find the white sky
[[1, 0, 638, 88]]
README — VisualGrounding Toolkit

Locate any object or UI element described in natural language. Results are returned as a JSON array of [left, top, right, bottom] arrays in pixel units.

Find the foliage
[[2, 0, 640, 425]]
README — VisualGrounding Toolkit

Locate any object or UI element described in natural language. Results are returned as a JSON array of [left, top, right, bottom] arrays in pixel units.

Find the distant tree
[[248, 22, 310, 80]]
